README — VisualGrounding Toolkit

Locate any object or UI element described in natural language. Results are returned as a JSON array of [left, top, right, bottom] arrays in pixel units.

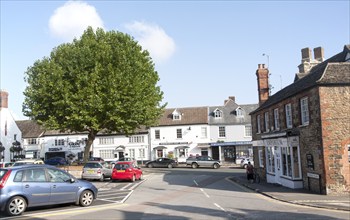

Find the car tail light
[[97, 169, 101, 174], [0, 170, 11, 189]]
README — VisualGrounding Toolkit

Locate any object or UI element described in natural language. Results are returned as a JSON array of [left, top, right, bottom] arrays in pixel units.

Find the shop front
[[261, 134, 303, 189], [210, 141, 252, 163]]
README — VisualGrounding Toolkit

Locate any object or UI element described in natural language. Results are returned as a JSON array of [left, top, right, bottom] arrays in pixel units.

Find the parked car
[[44, 157, 68, 166], [145, 158, 178, 168], [111, 161, 142, 182], [88, 157, 104, 162], [240, 158, 254, 169], [82, 161, 112, 181], [186, 156, 221, 169], [12, 159, 44, 166], [0, 162, 14, 168], [0, 164, 98, 216], [118, 157, 135, 162]]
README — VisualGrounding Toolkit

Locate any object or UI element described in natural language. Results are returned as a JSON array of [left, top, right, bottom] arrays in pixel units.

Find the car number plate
[[117, 170, 125, 172], [88, 170, 95, 174]]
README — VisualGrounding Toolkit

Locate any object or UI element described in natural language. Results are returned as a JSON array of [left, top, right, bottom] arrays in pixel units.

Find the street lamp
[[262, 53, 269, 68]]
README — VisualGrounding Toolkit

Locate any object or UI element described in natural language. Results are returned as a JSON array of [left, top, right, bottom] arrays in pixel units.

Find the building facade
[[208, 96, 257, 163], [250, 45, 350, 195], [0, 90, 23, 162]]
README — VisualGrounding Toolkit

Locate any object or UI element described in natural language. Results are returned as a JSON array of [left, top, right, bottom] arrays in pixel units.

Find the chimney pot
[[301, 47, 312, 61]]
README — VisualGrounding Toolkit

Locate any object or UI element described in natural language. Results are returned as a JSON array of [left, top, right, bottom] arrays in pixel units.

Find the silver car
[[82, 161, 112, 181]]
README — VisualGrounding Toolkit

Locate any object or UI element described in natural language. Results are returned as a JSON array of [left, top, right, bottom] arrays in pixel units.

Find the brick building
[[250, 45, 350, 195]]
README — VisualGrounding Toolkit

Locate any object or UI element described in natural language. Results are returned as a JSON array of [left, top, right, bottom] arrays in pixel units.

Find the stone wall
[[319, 86, 350, 195]]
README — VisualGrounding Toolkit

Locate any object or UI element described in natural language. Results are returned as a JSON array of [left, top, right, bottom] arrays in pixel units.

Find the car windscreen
[[115, 164, 130, 170], [0, 169, 8, 180], [84, 163, 102, 168]]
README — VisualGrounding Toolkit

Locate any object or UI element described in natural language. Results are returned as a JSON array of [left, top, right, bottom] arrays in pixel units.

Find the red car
[[111, 161, 143, 182]]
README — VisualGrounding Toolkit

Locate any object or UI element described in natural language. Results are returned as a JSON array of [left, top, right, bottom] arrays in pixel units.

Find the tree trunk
[[83, 130, 96, 163]]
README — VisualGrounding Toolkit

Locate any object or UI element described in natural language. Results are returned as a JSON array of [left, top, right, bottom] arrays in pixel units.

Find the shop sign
[[49, 147, 62, 152], [68, 141, 81, 148], [159, 142, 189, 145], [263, 138, 287, 147], [307, 172, 319, 179]]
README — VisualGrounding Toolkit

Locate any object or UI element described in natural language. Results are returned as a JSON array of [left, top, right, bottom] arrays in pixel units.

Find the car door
[[22, 168, 51, 206], [47, 168, 77, 204]]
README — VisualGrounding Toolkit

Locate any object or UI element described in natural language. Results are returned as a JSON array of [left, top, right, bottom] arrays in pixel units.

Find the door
[[22, 168, 51, 206], [274, 146, 282, 184], [47, 168, 77, 204], [118, 152, 124, 160]]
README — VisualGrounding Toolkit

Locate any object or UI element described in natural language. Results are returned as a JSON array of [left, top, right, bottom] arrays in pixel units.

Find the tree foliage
[[23, 27, 166, 162]]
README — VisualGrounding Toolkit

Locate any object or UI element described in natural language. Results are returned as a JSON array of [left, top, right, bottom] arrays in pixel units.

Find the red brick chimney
[[256, 64, 269, 106], [0, 90, 9, 108]]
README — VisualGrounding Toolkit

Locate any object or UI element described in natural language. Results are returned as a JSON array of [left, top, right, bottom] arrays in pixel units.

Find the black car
[[145, 158, 177, 168]]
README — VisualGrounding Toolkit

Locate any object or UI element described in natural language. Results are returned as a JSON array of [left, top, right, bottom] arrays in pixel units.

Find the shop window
[[259, 150, 264, 168], [292, 146, 301, 178], [266, 146, 275, 174]]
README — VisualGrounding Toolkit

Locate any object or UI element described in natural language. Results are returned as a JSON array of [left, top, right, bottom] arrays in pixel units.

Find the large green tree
[[23, 27, 165, 162]]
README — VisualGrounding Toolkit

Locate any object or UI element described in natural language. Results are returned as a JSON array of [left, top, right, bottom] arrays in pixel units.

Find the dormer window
[[172, 109, 181, 120], [214, 109, 222, 118], [235, 107, 244, 117]]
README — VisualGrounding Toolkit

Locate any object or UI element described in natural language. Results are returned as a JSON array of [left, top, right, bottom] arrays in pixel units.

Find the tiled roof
[[157, 107, 208, 126], [209, 99, 258, 125], [16, 120, 45, 138], [251, 45, 350, 114]]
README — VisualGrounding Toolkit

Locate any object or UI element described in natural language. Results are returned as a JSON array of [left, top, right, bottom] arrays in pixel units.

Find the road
[[3, 167, 349, 220]]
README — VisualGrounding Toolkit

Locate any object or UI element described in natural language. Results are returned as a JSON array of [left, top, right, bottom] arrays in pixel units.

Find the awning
[[175, 146, 189, 150], [154, 146, 167, 150]]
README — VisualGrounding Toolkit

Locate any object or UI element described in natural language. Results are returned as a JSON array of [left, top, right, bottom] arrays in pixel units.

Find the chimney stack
[[224, 96, 236, 105], [0, 90, 9, 108], [256, 64, 269, 106], [314, 47, 324, 62], [298, 46, 324, 74]]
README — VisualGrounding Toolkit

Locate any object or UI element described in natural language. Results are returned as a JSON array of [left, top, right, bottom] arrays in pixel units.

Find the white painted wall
[[0, 108, 22, 162]]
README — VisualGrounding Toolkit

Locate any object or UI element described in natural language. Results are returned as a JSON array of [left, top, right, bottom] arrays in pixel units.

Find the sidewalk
[[229, 172, 350, 211]]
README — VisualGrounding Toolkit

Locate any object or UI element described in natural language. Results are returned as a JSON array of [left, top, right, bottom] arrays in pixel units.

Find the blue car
[[44, 157, 68, 165], [0, 164, 98, 216]]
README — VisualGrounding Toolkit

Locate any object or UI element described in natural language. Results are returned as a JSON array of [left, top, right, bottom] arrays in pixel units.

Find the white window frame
[[218, 126, 226, 138], [264, 112, 269, 132], [285, 103, 293, 128], [274, 108, 280, 130], [257, 115, 261, 133], [245, 125, 252, 137], [99, 137, 114, 145], [236, 107, 244, 117], [259, 149, 264, 168], [129, 149, 135, 158], [176, 129, 182, 139], [129, 136, 145, 143], [201, 127, 207, 138], [155, 130, 160, 139], [300, 97, 309, 125], [214, 109, 222, 118]]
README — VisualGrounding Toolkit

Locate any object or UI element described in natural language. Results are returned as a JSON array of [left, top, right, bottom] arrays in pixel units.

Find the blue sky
[[1, 0, 349, 120]]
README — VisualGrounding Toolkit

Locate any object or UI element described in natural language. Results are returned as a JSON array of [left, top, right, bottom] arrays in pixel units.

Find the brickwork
[[319, 86, 350, 195]]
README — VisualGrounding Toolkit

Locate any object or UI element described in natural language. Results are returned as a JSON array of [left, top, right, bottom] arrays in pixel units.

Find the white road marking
[[193, 180, 199, 186], [200, 188, 210, 198], [214, 203, 226, 212], [120, 183, 133, 190]]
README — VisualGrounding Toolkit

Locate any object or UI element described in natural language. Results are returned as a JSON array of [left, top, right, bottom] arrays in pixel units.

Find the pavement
[[229, 170, 350, 212]]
